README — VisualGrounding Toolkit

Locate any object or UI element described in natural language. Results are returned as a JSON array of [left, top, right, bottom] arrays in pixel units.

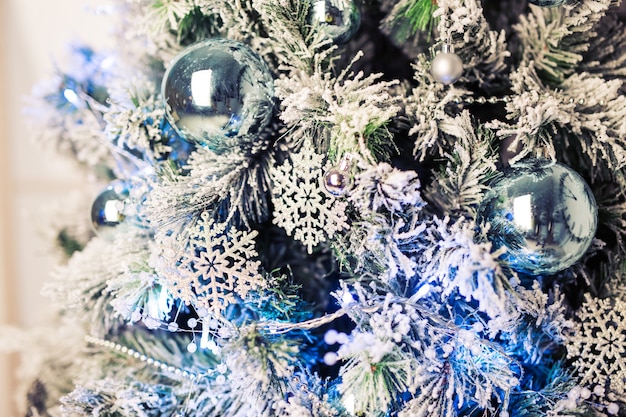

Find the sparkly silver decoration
[[477, 159, 598, 275], [323, 153, 353, 197], [90, 180, 129, 238], [84, 335, 207, 380], [162, 38, 274, 152], [430, 44, 464, 85]]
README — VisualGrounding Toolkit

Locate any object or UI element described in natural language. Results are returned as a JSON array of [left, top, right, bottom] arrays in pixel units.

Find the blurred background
[[1, 1, 116, 415]]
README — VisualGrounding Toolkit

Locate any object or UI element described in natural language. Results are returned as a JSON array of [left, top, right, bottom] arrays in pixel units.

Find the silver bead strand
[[84, 335, 203, 381]]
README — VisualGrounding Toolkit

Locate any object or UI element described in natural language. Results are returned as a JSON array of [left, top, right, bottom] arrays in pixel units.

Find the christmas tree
[[3, 0, 626, 415]]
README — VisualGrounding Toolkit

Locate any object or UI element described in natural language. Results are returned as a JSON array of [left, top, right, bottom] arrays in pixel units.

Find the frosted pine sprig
[[424, 111, 499, 217], [417, 218, 511, 320], [276, 52, 400, 162]]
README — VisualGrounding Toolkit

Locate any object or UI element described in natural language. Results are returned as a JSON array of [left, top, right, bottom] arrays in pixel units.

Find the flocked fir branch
[[27, 46, 114, 172], [423, 111, 500, 217], [433, 0, 510, 88]]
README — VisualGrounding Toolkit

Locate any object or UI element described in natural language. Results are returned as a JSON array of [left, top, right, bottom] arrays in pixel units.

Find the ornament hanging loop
[[338, 153, 353, 171], [534, 146, 550, 160], [441, 43, 454, 54]]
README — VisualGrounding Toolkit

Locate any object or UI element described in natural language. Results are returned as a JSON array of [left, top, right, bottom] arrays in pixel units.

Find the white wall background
[[1, 2, 116, 415]]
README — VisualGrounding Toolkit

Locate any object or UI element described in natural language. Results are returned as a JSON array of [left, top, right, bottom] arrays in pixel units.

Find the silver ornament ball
[[477, 159, 597, 275], [91, 180, 130, 238], [162, 38, 274, 153], [308, 0, 361, 44], [431, 46, 464, 85], [323, 154, 353, 197], [323, 168, 351, 197]]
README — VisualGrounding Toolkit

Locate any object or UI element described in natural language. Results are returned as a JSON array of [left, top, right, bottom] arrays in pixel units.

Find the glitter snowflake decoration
[[271, 140, 349, 254], [157, 211, 265, 314], [566, 294, 626, 396]]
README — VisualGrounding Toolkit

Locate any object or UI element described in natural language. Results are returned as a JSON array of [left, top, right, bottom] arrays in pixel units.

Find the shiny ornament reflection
[[91, 180, 130, 237], [309, 0, 361, 44], [323, 154, 353, 196], [477, 159, 597, 275], [162, 38, 274, 152], [431, 44, 464, 85]]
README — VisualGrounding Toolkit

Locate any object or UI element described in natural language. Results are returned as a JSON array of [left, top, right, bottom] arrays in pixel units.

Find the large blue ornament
[[308, 0, 361, 44], [161, 38, 274, 152], [477, 159, 597, 275]]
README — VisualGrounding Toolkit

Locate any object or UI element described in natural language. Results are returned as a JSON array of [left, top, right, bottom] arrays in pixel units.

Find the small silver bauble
[[431, 44, 464, 85], [91, 180, 130, 237], [324, 169, 351, 196], [308, 0, 361, 44], [323, 154, 353, 197]]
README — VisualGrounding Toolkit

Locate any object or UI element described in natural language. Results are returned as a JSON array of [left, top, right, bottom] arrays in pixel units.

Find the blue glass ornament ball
[[477, 159, 597, 275], [162, 39, 274, 151], [309, 0, 361, 44], [91, 180, 130, 237]]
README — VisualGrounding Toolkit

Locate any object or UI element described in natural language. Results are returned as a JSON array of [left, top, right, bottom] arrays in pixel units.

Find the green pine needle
[[364, 119, 397, 162], [384, 0, 438, 44], [403, 0, 438, 34], [177, 7, 222, 46], [57, 228, 85, 258]]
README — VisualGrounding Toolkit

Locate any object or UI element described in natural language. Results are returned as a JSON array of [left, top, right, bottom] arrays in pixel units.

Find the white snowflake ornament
[[155, 211, 266, 315], [566, 295, 626, 397], [271, 140, 350, 254]]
